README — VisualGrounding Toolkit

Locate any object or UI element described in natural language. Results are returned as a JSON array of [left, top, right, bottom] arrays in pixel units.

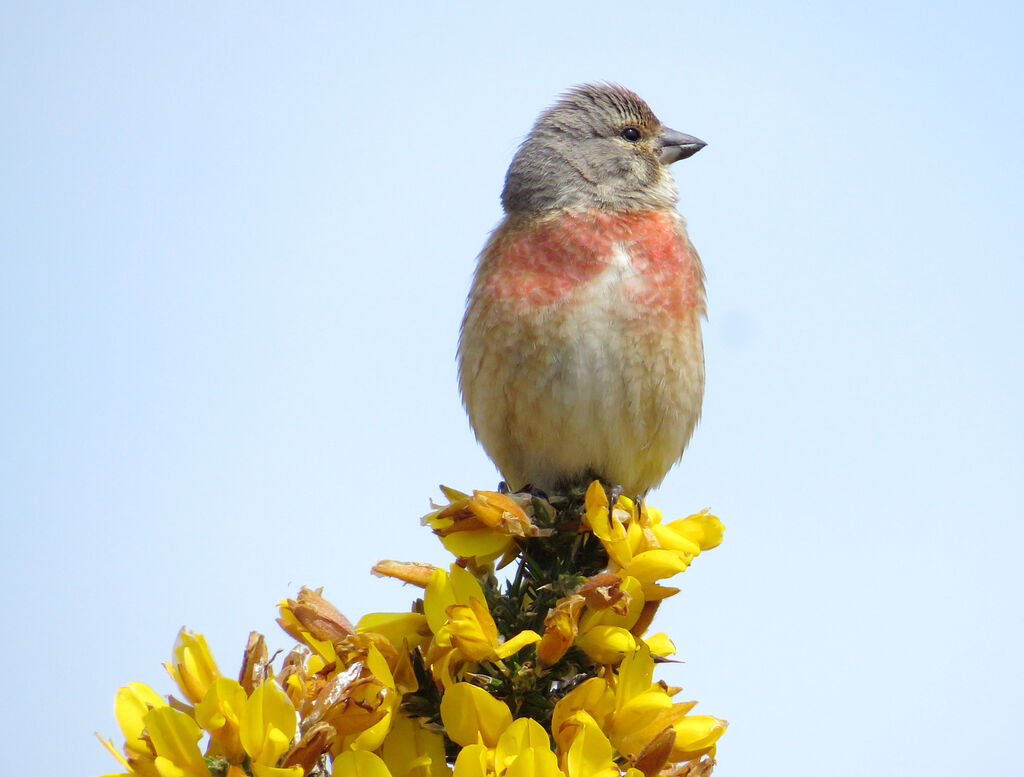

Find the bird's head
[[501, 83, 705, 214]]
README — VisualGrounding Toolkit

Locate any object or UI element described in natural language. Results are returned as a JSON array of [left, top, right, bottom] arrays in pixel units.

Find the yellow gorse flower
[[423, 488, 550, 566], [165, 628, 220, 704], [194, 677, 247, 763], [582, 483, 723, 595], [422, 565, 540, 687], [549, 645, 728, 773], [442, 684, 561, 777], [100, 481, 726, 777]]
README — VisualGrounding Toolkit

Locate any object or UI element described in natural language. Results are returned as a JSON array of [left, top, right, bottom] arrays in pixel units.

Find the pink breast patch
[[485, 210, 699, 316]]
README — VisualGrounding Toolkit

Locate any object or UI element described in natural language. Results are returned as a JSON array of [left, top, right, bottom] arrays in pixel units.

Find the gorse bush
[[98, 481, 727, 777]]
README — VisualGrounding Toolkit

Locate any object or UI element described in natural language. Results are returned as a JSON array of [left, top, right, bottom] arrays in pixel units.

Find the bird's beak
[[658, 127, 706, 164]]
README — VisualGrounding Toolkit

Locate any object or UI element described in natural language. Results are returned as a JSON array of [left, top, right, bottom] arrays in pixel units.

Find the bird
[[458, 84, 707, 496]]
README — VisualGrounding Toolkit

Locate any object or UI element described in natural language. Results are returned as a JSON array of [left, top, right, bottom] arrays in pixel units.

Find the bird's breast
[[479, 209, 703, 319]]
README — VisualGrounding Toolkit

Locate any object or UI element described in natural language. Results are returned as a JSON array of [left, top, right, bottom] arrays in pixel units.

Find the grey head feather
[[501, 84, 683, 214]]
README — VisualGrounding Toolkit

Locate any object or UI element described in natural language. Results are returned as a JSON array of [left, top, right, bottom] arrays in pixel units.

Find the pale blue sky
[[2, 3, 1022, 775]]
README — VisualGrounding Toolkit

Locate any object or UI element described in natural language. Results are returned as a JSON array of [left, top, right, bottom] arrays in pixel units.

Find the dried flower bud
[[282, 721, 337, 772], [537, 594, 585, 665], [238, 631, 269, 694], [633, 725, 676, 776], [630, 600, 662, 638], [661, 757, 716, 777], [372, 559, 438, 588], [280, 587, 355, 643], [577, 572, 627, 612]]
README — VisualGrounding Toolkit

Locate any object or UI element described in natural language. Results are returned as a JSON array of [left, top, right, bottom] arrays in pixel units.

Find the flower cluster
[[98, 482, 726, 777]]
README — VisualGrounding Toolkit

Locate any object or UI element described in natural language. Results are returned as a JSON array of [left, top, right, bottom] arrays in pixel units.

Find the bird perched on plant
[[458, 84, 707, 496]]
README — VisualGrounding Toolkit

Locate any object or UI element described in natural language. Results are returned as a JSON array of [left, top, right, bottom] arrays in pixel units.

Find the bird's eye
[[621, 127, 642, 142]]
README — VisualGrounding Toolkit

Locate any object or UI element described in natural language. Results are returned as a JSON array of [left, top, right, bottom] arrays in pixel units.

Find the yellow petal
[[346, 707, 394, 753], [495, 717, 551, 774], [381, 713, 452, 777], [452, 743, 489, 777], [584, 489, 632, 568], [671, 715, 729, 760], [153, 757, 186, 777], [440, 529, 514, 563], [439, 682, 512, 748], [439, 485, 471, 502], [648, 524, 701, 555], [449, 565, 488, 608], [584, 505, 615, 543], [615, 688, 673, 727], [563, 711, 618, 777], [665, 511, 724, 551], [445, 606, 494, 662], [424, 565, 487, 634], [614, 494, 636, 512], [95, 732, 131, 771], [616, 646, 656, 709], [624, 517, 644, 557], [446, 597, 497, 659], [584, 480, 608, 515], [426, 640, 460, 690], [424, 569, 454, 634], [251, 765, 303, 777], [621, 550, 689, 584], [575, 625, 637, 664], [240, 681, 297, 766], [610, 700, 697, 763], [366, 644, 397, 691], [333, 750, 395, 777], [357, 612, 431, 650], [551, 677, 613, 755], [114, 682, 166, 755], [505, 746, 562, 777], [641, 633, 677, 657], [493, 629, 541, 659], [143, 707, 207, 777]]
